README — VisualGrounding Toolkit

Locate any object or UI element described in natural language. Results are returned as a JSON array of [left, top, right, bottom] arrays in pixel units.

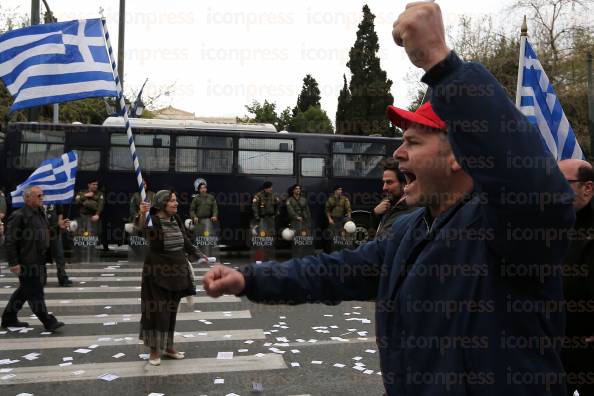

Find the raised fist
[[392, 1, 450, 71]]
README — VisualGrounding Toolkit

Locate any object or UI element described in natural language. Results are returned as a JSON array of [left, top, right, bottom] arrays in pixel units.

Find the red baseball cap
[[386, 101, 446, 131]]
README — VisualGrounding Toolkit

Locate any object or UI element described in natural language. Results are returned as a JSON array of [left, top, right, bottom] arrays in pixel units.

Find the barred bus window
[[332, 154, 384, 178], [109, 133, 170, 172], [238, 151, 293, 175], [17, 143, 64, 169], [301, 157, 325, 177], [332, 141, 385, 155], [332, 141, 385, 178], [175, 136, 233, 173], [238, 138, 294, 175], [16, 129, 65, 169], [75, 150, 100, 171]]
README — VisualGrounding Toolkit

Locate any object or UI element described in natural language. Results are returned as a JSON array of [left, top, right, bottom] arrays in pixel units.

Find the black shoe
[[59, 279, 73, 287], [45, 321, 65, 332], [1, 319, 30, 328]]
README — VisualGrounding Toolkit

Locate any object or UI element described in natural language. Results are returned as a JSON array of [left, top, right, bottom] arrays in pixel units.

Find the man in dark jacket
[[374, 158, 410, 238], [1, 186, 64, 331], [558, 159, 594, 395], [203, 3, 575, 395]]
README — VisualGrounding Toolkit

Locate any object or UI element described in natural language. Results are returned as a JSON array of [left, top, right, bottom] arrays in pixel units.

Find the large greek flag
[[10, 151, 78, 207], [0, 19, 117, 111], [516, 38, 583, 160]]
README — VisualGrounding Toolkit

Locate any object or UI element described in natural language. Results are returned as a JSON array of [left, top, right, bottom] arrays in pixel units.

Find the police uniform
[[287, 195, 311, 234], [325, 195, 352, 224], [75, 188, 104, 240], [190, 193, 218, 221], [130, 190, 156, 221], [45, 204, 71, 285], [252, 191, 280, 236]]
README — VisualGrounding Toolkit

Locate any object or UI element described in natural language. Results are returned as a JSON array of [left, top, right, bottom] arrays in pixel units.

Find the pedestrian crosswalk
[[0, 258, 287, 391]]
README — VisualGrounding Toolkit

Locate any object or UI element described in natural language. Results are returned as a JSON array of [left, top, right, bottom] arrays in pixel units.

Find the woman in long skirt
[[136, 190, 199, 365]]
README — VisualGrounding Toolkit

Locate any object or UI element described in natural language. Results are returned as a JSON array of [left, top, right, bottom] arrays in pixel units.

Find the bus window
[[238, 138, 294, 175], [109, 133, 170, 171], [301, 157, 325, 177], [16, 129, 65, 169], [175, 136, 233, 174], [75, 150, 101, 171], [332, 141, 386, 178]]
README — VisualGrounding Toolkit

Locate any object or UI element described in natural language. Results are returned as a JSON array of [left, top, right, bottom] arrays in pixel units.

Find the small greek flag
[[0, 18, 117, 111], [10, 151, 78, 207], [516, 38, 584, 160]]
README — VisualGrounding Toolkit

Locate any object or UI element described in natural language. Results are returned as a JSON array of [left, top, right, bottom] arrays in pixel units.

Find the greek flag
[[10, 151, 78, 207], [0, 19, 117, 112], [516, 38, 584, 160]]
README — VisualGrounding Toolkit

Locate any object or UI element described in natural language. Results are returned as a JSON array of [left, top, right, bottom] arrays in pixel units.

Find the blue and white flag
[[0, 19, 117, 111], [516, 38, 583, 160], [10, 151, 78, 207]]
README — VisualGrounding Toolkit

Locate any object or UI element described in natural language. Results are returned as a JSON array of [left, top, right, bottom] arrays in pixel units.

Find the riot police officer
[[190, 179, 218, 224], [130, 179, 156, 221], [325, 186, 352, 226], [252, 181, 280, 236], [45, 204, 72, 286], [286, 184, 311, 234]]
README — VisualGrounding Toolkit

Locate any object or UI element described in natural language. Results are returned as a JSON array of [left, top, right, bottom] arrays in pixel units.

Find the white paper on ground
[[291, 362, 300, 367], [311, 360, 323, 364], [63, 357, 73, 361], [74, 349, 91, 354], [217, 352, 233, 359], [112, 353, 125, 359], [98, 373, 119, 381], [214, 378, 224, 384]]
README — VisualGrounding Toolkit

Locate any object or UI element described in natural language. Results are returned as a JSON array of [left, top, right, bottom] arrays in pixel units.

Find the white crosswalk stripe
[[0, 259, 286, 390], [0, 329, 266, 351], [0, 286, 204, 294], [0, 295, 239, 308], [0, 354, 287, 385], [0, 276, 204, 283]]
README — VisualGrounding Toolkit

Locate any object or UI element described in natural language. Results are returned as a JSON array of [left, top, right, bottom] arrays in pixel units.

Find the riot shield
[[72, 216, 99, 263], [194, 218, 220, 260], [330, 217, 353, 252], [291, 221, 315, 258], [127, 224, 148, 263], [249, 217, 276, 262]]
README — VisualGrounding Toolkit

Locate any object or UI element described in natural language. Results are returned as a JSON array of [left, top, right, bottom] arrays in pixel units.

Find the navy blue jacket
[[239, 52, 575, 395]]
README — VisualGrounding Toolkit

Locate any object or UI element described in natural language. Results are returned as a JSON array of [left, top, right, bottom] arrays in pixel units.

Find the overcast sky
[[3, 0, 523, 121]]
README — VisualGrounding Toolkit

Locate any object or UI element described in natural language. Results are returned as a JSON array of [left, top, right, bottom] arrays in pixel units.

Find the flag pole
[[99, 13, 152, 227], [515, 15, 528, 107]]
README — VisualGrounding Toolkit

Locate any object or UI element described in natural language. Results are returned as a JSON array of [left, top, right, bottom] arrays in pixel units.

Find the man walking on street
[[1, 186, 64, 331]]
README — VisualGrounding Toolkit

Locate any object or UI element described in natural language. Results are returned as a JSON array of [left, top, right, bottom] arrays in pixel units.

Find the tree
[[293, 74, 321, 117], [239, 100, 293, 132], [339, 5, 394, 136], [335, 74, 351, 134], [288, 106, 334, 134]]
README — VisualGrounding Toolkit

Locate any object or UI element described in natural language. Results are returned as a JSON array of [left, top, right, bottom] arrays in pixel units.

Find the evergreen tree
[[288, 106, 334, 134], [335, 74, 352, 134], [293, 74, 321, 117], [340, 5, 394, 136]]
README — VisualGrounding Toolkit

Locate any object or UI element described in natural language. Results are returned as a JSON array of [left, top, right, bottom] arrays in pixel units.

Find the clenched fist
[[203, 264, 246, 298], [392, 1, 450, 71]]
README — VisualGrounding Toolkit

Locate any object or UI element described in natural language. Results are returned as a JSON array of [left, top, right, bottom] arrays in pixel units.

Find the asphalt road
[[0, 252, 384, 396]]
